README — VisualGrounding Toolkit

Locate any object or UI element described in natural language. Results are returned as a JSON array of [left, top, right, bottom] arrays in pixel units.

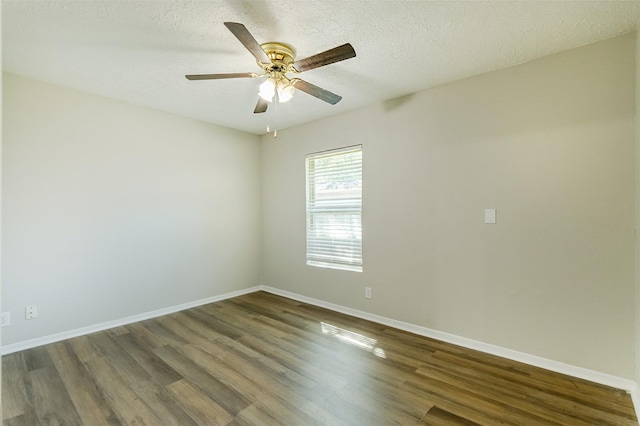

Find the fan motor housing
[[260, 42, 295, 72]]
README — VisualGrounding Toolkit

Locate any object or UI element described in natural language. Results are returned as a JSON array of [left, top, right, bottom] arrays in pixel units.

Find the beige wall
[[2, 73, 262, 345], [262, 34, 636, 378]]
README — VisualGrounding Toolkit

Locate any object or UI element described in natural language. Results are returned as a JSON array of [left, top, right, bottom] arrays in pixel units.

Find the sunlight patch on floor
[[320, 322, 386, 358]]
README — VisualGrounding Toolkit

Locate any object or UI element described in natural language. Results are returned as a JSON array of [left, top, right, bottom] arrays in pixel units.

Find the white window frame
[[305, 145, 362, 272]]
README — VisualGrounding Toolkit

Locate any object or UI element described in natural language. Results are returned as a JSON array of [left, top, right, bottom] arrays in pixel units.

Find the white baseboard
[[261, 286, 638, 394], [0, 286, 261, 355], [631, 382, 640, 420]]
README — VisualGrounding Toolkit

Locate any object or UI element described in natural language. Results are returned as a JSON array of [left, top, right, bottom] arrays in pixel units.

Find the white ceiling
[[3, 1, 640, 135]]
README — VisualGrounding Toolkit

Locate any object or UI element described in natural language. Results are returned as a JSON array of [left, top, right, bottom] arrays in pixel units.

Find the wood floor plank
[[430, 350, 637, 422], [230, 403, 287, 426], [124, 322, 168, 350], [421, 405, 481, 425], [23, 347, 54, 372], [153, 344, 251, 416], [334, 382, 425, 425], [402, 380, 518, 425], [84, 355, 164, 425], [3, 413, 41, 426], [414, 361, 596, 426], [66, 335, 101, 364], [114, 332, 182, 387], [47, 341, 116, 425], [138, 319, 190, 347], [87, 332, 151, 384], [85, 334, 196, 424], [169, 308, 323, 400], [179, 343, 324, 425], [319, 388, 394, 426], [341, 378, 435, 423], [247, 319, 385, 384], [186, 305, 248, 340], [2, 291, 637, 425], [166, 378, 234, 425], [28, 366, 83, 425], [421, 352, 637, 425], [218, 334, 315, 384], [93, 328, 191, 425], [236, 332, 349, 391], [126, 378, 198, 426], [1, 353, 29, 421]]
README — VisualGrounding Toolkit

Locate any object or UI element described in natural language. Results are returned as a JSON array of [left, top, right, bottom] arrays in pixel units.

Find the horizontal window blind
[[306, 145, 362, 272]]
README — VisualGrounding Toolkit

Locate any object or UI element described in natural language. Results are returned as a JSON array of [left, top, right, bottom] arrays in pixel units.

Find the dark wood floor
[[2, 291, 637, 425]]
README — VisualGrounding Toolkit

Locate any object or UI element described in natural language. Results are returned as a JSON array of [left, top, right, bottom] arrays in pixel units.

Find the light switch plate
[[485, 209, 497, 224]]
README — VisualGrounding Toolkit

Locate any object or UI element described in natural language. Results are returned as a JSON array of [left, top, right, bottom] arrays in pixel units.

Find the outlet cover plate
[[26, 305, 37, 320], [1, 312, 10, 327]]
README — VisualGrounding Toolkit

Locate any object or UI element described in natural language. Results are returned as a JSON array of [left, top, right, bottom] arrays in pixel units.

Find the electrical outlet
[[1, 312, 10, 327], [26, 305, 38, 320], [365, 287, 372, 299]]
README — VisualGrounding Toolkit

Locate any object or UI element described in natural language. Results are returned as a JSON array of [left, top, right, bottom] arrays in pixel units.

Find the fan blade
[[254, 97, 269, 113], [224, 22, 271, 64], [293, 43, 356, 73], [293, 79, 342, 105], [185, 72, 258, 80]]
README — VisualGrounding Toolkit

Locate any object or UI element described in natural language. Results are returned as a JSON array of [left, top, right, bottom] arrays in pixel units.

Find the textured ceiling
[[3, 1, 640, 135]]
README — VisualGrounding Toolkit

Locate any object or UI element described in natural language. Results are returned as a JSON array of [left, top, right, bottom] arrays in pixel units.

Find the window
[[306, 145, 362, 272]]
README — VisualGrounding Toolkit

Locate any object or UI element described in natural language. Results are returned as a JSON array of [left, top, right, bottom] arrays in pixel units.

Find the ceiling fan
[[186, 22, 356, 114]]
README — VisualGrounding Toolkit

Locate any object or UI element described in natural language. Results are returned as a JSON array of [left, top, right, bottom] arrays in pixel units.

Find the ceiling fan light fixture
[[258, 77, 277, 101], [277, 79, 295, 103]]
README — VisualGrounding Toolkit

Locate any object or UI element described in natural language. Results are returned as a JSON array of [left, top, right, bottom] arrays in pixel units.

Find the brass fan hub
[[259, 42, 295, 72]]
